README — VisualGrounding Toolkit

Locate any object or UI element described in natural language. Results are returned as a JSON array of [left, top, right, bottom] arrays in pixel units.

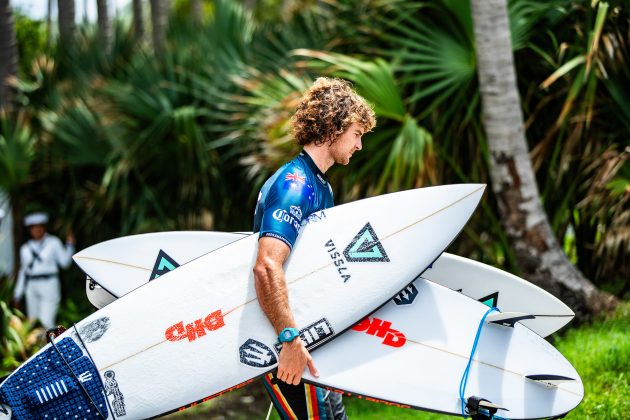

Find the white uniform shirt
[[13, 233, 75, 300]]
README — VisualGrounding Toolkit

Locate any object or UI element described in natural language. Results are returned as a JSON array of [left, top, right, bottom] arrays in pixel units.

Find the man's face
[[28, 224, 46, 240], [330, 122, 364, 166]]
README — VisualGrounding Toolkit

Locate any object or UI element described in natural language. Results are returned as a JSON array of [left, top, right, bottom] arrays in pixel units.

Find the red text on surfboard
[[165, 310, 225, 342], [352, 317, 406, 347]]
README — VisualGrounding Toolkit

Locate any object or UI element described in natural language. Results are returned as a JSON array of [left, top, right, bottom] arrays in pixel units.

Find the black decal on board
[[393, 283, 419, 306], [150, 250, 180, 280], [78, 317, 111, 343], [479, 291, 499, 308], [275, 318, 334, 353], [239, 339, 277, 369], [104, 370, 126, 416], [344, 223, 390, 262]]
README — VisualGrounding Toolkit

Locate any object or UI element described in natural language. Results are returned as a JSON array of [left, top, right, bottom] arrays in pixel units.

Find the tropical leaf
[[52, 100, 113, 166], [0, 111, 36, 193], [508, 0, 571, 51]]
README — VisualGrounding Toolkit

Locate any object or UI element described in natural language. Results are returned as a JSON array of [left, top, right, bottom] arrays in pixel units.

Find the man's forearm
[[253, 237, 297, 334], [254, 258, 296, 334]]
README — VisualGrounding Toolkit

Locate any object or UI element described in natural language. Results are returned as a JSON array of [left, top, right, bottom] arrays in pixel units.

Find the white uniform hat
[[24, 212, 49, 227]]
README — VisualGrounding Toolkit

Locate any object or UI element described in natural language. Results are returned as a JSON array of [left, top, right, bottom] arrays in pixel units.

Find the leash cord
[[459, 306, 499, 418]]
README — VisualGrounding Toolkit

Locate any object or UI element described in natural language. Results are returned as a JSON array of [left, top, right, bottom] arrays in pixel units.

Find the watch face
[[280, 328, 297, 342]]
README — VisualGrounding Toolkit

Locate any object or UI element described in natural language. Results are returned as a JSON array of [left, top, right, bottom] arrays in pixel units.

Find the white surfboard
[[0, 184, 484, 419], [302, 277, 583, 419], [77, 234, 573, 337]]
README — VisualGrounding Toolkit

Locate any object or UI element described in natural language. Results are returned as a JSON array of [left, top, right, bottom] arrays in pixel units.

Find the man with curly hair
[[252, 77, 376, 419]]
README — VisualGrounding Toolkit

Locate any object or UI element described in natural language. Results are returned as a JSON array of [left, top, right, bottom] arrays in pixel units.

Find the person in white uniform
[[11, 212, 75, 329]]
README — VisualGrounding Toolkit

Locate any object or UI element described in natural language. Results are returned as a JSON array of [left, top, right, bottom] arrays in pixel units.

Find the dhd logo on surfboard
[[165, 310, 225, 342], [352, 316, 406, 347]]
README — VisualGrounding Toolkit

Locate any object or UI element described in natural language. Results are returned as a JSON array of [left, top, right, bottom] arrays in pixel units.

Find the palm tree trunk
[[132, 0, 144, 42], [0, 0, 18, 111], [58, 0, 76, 45], [97, 0, 112, 54], [470, 0, 617, 321], [150, 0, 168, 55]]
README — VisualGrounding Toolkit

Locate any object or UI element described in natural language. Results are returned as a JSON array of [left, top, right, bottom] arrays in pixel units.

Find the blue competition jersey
[[253, 150, 334, 249]]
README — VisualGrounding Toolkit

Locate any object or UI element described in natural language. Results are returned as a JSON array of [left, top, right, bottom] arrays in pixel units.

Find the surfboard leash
[[459, 306, 512, 420]]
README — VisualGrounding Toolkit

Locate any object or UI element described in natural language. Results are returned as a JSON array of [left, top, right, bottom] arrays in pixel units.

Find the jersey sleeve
[[258, 169, 312, 249]]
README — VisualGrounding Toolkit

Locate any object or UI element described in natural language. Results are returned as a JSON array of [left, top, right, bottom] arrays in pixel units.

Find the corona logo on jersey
[[272, 208, 301, 231], [165, 310, 225, 342], [352, 316, 406, 347], [289, 205, 303, 221]]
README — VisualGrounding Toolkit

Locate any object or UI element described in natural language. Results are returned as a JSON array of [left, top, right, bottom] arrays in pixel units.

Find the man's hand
[[65, 231, 76, 245], [277, 338, 319, 385]]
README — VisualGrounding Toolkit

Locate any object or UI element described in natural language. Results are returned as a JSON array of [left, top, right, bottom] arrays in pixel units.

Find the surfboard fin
[[526, 374, 576, 389], [485, 312, 535, 328], [465, 396, 508, 419]]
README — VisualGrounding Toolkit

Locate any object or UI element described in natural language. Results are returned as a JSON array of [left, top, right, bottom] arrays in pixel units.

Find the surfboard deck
[[76, 235, 573, 337], [301, 277, 583, 419], [1, 184, 485, 419]]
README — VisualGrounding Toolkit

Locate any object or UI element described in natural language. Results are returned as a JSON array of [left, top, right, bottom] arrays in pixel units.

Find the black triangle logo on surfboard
[[150, 250, 180, 281], [343, 222, 390, 262], [479, 291, 499, 308]]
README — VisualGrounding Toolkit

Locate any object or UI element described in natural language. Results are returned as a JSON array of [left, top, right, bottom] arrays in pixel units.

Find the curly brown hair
[[291, 78, 376, 146]]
